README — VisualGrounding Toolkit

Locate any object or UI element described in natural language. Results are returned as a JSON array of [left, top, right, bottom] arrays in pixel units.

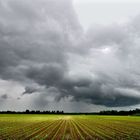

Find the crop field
[[0, 115, 140, 140]]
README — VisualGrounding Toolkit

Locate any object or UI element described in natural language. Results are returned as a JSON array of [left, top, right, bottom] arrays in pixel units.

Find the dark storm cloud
[[0, 0, 81, 82], [1, 94, 8, 99], [0, 0, 140, 109], [22, 86, 38, 95], [26, 64, 66, 87], [52, 73, 140, 107]]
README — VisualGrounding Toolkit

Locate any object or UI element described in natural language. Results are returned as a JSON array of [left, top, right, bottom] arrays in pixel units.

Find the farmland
[[0, 114, 140, 140]]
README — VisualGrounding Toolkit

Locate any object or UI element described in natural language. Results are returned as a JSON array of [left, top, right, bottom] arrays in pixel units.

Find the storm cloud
[[0, 0, 140, 110], [1, 94, 8, 99]]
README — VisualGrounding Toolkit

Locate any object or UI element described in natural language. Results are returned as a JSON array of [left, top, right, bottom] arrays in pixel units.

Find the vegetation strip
[[0, 115, 140, 140]]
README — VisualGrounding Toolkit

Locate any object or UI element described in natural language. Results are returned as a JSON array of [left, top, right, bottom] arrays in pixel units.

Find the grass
[[0, 114, 140, 140]]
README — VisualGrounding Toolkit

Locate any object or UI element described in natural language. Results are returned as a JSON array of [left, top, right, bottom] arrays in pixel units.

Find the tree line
[[0, 108, 140, 115], [0, 110, 64, 114], [98, 108, 140, 116]]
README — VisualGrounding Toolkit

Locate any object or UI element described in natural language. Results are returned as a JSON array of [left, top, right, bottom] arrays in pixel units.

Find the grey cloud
[[71, 83, 140, 107], [53, 73, 140, 107], [0, 0, 81, 82], [86, 24, 128, 47], [1, 94, 8, 99], [26, 64, 66, 87], [22, 86, 38, 95], [0, 0, 140, 110]]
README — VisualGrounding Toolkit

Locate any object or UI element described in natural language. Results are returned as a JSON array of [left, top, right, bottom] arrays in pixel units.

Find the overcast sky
[[74, 0, 140, 29], [0, 0, 140, 112]]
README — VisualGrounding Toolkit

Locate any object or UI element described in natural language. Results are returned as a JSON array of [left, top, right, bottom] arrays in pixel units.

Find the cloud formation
[[0, 0, 140, 110], [1, 94, 8, 99]]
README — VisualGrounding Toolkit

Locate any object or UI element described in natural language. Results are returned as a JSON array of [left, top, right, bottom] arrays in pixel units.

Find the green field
[[0, 114, 140, 140]]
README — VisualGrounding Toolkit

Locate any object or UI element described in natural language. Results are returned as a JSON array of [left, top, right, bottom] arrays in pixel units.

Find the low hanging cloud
[[1, 94, 8, 99], [0, 0, 140, 109], [22, 86, 39, 95]]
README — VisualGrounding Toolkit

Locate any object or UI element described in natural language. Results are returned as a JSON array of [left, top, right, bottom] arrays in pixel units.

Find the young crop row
[[0, 115, 140, 140], [74, 116, 140, 140]]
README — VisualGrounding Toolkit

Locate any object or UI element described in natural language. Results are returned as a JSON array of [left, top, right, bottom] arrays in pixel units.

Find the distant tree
[[25, 109, 30, 114]]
